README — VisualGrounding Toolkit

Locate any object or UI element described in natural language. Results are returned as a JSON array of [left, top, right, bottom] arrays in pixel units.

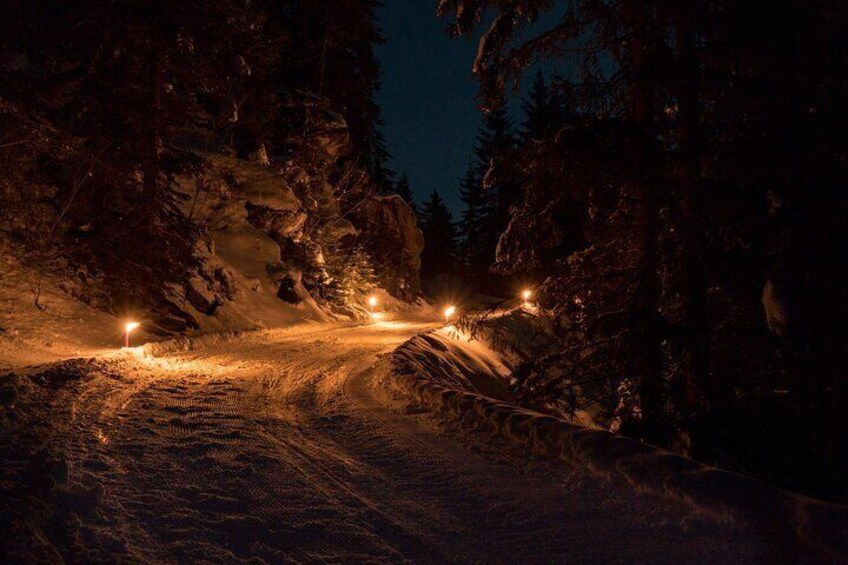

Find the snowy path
[[8, 321, 775, 563]]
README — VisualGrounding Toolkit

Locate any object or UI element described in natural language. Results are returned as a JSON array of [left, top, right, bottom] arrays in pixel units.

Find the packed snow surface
[[2, 315, 796, 563]]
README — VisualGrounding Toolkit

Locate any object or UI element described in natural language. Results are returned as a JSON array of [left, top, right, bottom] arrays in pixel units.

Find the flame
[[368, 295, 378, 308], [444, 305, 456, 322], [125, 321, 140, 333], [521, 289, 532, 301]]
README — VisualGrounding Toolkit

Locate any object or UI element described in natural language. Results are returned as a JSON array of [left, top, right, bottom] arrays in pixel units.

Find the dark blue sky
[[375, 1, 483, 214], [376, 3, 565, 215]]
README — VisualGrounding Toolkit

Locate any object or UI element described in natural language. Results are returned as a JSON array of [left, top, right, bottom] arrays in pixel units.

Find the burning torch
[[124, 321, 140, 348]]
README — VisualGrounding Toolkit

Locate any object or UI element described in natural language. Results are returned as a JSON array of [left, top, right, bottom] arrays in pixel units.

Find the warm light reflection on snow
[[95, 428, 109, 444], [120, 322, 441, 379]]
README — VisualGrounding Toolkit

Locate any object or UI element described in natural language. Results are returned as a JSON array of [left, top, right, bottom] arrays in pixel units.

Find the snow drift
[[387, 316, 848, 561]]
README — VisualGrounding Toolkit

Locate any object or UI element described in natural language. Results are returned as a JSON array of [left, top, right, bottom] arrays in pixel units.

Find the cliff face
[[146, 93, 424, 333]]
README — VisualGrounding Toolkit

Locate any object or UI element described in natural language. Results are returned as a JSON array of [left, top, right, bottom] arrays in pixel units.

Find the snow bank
[[388, 323, 848, 560], [392, 326, 512, 400], [0, 254, 121, 368]]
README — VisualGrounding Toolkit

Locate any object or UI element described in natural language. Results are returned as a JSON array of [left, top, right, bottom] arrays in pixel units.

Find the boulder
[[277, 271, 307, 304], [312, 109, 350, 160], [245, 203, 307, 240], [185, 276, 219, 316]]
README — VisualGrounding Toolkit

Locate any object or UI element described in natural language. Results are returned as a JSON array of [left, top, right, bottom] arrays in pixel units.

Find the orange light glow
[[368, 295, 378, 309], [444, 305, 456, 323], [521, 289, 533, 302], [124, 321, 141, 348]]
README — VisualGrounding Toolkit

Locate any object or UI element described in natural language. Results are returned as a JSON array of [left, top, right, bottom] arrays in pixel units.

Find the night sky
[[376, 1, 483, 214]]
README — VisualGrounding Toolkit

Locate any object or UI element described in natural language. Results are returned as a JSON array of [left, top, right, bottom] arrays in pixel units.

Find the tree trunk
[[674, 10, 711, 456], [142, 53, 163, 204], [626, 1, 664, 445]]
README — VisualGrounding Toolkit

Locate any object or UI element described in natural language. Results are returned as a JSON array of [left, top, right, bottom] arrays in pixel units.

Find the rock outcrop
[[152, 91, 393, 330]]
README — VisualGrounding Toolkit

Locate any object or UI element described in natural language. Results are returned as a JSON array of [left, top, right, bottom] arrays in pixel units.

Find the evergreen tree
[[393, 172, 417, 215], [323, 242, 378, 306], [365, 121, 396, 192], [0, 0, 278, 317], [474, 97, 515, 181], [441, 0, 669, 444], [521, 70, 553, 142], [439, 0, 848, 495], [419, 190, 458, 279], [458, 162, 487, 272], [287, 0, 392, 191], [458, 95, 517, 280]]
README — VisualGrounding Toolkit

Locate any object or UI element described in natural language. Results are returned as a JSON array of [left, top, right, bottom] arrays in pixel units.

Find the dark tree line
[[419, 70, 574, 293], [419, 190, 458, 280], [439, 0, 848, 502]]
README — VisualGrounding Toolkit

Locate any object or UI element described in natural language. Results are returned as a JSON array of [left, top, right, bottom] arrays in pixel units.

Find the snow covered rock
[[283, 92, 351, 160], [245, 203, 307, 241], [185, 276, 219, 316]]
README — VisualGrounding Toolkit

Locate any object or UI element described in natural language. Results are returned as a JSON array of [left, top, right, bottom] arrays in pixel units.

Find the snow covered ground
[[2, 312, 821, 563], [0, 254, 124, 368]]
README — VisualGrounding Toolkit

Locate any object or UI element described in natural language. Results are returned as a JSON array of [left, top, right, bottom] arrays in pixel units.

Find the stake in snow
[[124, 321, 140, 348], [368, 295, 385, 321]]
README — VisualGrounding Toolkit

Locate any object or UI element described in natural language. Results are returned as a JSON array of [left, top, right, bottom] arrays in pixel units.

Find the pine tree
[[0, 0, 278, 319], [288, 0, 392, 191], [521, 70, 553, 142], [474, 97, 515, 180], [323, 243, 377, 307], [460, 95, 516, 279], [459, 162, 487, 271], [439, 0, 848, 496], [393, 172, 417, 215], [439, 0, 670, 442], [419, 190, 458, 279]]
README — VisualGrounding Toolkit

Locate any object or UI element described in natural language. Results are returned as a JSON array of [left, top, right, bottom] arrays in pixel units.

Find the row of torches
[[122, 289, 535, 347], [367, 288, 534, 325]]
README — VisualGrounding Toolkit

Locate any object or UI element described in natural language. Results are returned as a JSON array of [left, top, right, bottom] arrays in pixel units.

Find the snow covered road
[[4, 321, 778, 563]]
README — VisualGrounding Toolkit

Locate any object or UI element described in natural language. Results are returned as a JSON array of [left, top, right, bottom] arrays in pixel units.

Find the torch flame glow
[[123, 321, 141, 348], [368, 295, 378, 308], [444, 305, 456, 323], [521, 289, 532, 302]]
